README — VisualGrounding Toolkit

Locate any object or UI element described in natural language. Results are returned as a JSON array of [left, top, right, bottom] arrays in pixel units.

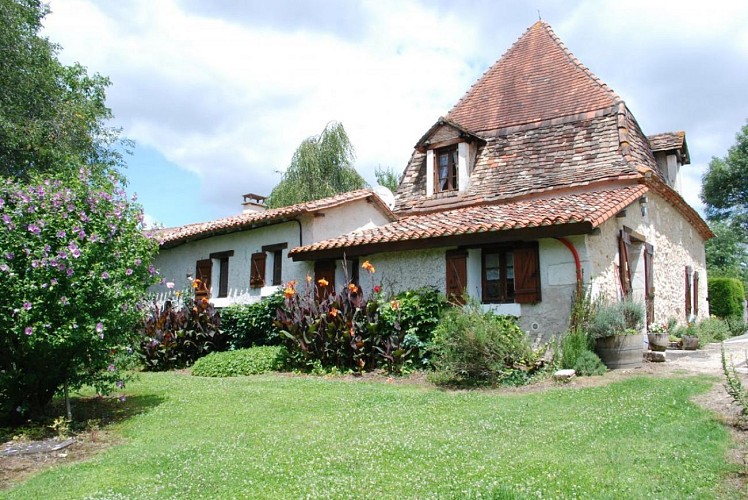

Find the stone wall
[[585, 190, 709, 326]]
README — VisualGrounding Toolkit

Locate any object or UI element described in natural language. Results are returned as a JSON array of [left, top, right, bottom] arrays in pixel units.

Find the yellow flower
[[348, 283, 358, 293], [284, 287, 296, 298], [175, 290, 182, 297], [317, 278, 329, 287], [361, 260, 375, 273], [192, 278, 202, 289], [329, 307, 338, 318]]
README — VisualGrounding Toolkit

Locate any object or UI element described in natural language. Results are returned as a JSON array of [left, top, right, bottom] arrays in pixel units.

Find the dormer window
[[435, 146, 459, 192]]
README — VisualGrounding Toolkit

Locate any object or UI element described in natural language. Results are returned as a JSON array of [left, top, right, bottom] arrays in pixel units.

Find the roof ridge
[[445, 21, 622, 133], [539, 21, 622, 105]]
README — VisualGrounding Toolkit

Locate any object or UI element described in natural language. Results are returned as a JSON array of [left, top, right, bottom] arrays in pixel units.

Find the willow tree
[[266, 122, 368, 208]]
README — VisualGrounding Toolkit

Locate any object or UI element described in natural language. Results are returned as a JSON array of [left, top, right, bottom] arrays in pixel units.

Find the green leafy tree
[[0, 0, 124, 180], [706, 221, 748, 287], [702, 122, 748, 231], [374, 165, 400, 193], [0, 172, 159, 422], [267, 122, 368, 208], [702, 122, 748, 288]]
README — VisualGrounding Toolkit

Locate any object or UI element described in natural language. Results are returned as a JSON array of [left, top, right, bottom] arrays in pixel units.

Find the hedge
[[708, 277, 745, 318], [191, 346, 288, 377]]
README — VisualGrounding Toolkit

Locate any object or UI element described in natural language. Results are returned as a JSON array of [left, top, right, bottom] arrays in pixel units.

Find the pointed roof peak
[[446, 21, 621, 133]]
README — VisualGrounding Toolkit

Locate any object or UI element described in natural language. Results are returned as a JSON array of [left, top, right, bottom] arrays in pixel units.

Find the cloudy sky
[[42, 0, 748, 228]]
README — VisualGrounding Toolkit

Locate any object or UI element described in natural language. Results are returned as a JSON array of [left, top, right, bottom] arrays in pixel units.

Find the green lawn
[[4, 372, 741, 498]]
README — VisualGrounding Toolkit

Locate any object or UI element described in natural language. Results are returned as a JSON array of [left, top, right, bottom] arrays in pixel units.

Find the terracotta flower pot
[[647, 332, 669, 352]]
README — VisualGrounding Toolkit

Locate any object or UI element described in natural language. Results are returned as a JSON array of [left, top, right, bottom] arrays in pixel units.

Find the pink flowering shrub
[[0, 172, 159, 422]]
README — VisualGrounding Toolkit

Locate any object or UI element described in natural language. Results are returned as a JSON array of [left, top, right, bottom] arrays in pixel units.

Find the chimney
[[242, 193, 267, 213]]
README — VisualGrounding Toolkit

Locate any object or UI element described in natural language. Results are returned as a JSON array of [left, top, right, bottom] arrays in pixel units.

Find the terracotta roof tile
[[647, 131, 686, 152], [156, 189, 394, 248], [446, 21, 620, 133], [291, 185, 647, 258]]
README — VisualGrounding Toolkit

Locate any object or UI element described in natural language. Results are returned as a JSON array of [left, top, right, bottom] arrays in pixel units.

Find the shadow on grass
[[1, 393, 165, 442]]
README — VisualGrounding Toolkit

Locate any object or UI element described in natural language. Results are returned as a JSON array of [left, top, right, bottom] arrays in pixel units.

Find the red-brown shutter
[[195, 259, 212, 298], [644, 243, 654, 326], [618, 230, 632, 298], [445, 250, 467, 305], [250, 253, 266, 288], [693, 270, 699, 317], [685, 266, 692, 319], [314, 260, 336, 298], [514, 243, 541, 304]]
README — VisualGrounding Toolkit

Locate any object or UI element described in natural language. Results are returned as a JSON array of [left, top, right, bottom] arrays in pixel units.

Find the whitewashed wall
[[151, 198, 392, 307], [361, 236, 587, 340]]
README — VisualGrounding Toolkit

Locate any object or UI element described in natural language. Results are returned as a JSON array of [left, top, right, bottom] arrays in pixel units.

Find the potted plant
[[680, 324, 700, 350], [588, 300, 644, 370], [647, 321, 670, 352]]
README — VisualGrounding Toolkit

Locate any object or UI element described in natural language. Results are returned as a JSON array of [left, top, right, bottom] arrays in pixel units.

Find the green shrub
[[221, 291, 285, 349], [378, 287, 446, 368], [586, 300, 644, 339], [708, 277, 745, 318], [192, 346, 288, 377], [696, 317, 730, 344], [428, 303, 536, 387], [725, 316, 748, 337], [560, 329, 590, 370], [573, 350, 607, 376]]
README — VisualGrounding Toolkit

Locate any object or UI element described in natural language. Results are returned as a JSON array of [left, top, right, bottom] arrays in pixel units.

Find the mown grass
[[4, 372, 739, 498]]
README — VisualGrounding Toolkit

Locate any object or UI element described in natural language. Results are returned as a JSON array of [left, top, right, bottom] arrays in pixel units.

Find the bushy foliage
[[221, 291, 285, 349], [721, 346, 748, 422], [139, 296, 225, 371], [428, 303, 537, 387], [0, 173, 158, 421], [708, 277, 745, 318], [573, 350, 607, 376], [276, 264, 445, 374], [191, 346, 288, 377], [586, 300, 644, 339], [560, 329, 590, 370], [378, 287, 446, 368], [695, 317, 731, 344]]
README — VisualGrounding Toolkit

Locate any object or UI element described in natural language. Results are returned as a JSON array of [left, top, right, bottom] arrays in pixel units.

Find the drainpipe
[[555, 237, 583, 292]]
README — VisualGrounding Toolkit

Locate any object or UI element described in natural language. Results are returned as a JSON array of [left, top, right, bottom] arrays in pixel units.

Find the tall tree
[[701, 122, 748, 232], [702, 121, 748, 289], [267, 122, 368, 209], [375, 165, 400, 193], [0, 0, 124, 180]]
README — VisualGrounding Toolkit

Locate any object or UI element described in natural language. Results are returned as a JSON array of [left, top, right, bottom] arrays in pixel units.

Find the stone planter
[[595, 334, 643, 370], [647, 332, 669, 352], [681, 335, 699, 350]]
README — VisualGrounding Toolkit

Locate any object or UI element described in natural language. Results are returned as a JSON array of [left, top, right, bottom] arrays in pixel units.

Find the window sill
[[481, 303, 522, 317]]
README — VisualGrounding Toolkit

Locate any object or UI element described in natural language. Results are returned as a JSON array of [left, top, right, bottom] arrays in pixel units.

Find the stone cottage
[[287, 21, 712, 337]]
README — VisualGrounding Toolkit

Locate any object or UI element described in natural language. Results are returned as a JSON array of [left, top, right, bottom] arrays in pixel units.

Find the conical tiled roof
[[446, 21, 620, 133]]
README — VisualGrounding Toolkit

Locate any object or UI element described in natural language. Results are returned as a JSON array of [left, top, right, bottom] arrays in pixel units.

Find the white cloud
[[42, 0, 748, 225]]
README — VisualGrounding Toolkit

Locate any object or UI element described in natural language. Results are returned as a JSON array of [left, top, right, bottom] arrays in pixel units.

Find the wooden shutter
[[314, 260, 336, 298], [685, 266, 692, 319], [195, 259, 212, 298], [272, 250, 283, 286], [514, 243, 541, 304], [250, 252, 266, 288], [644, 243, 654, 326], [445, 250, 467, 305], [618, 230, 632, 298], [693, 270, 699, 317], [218, 257, 229, 297]]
